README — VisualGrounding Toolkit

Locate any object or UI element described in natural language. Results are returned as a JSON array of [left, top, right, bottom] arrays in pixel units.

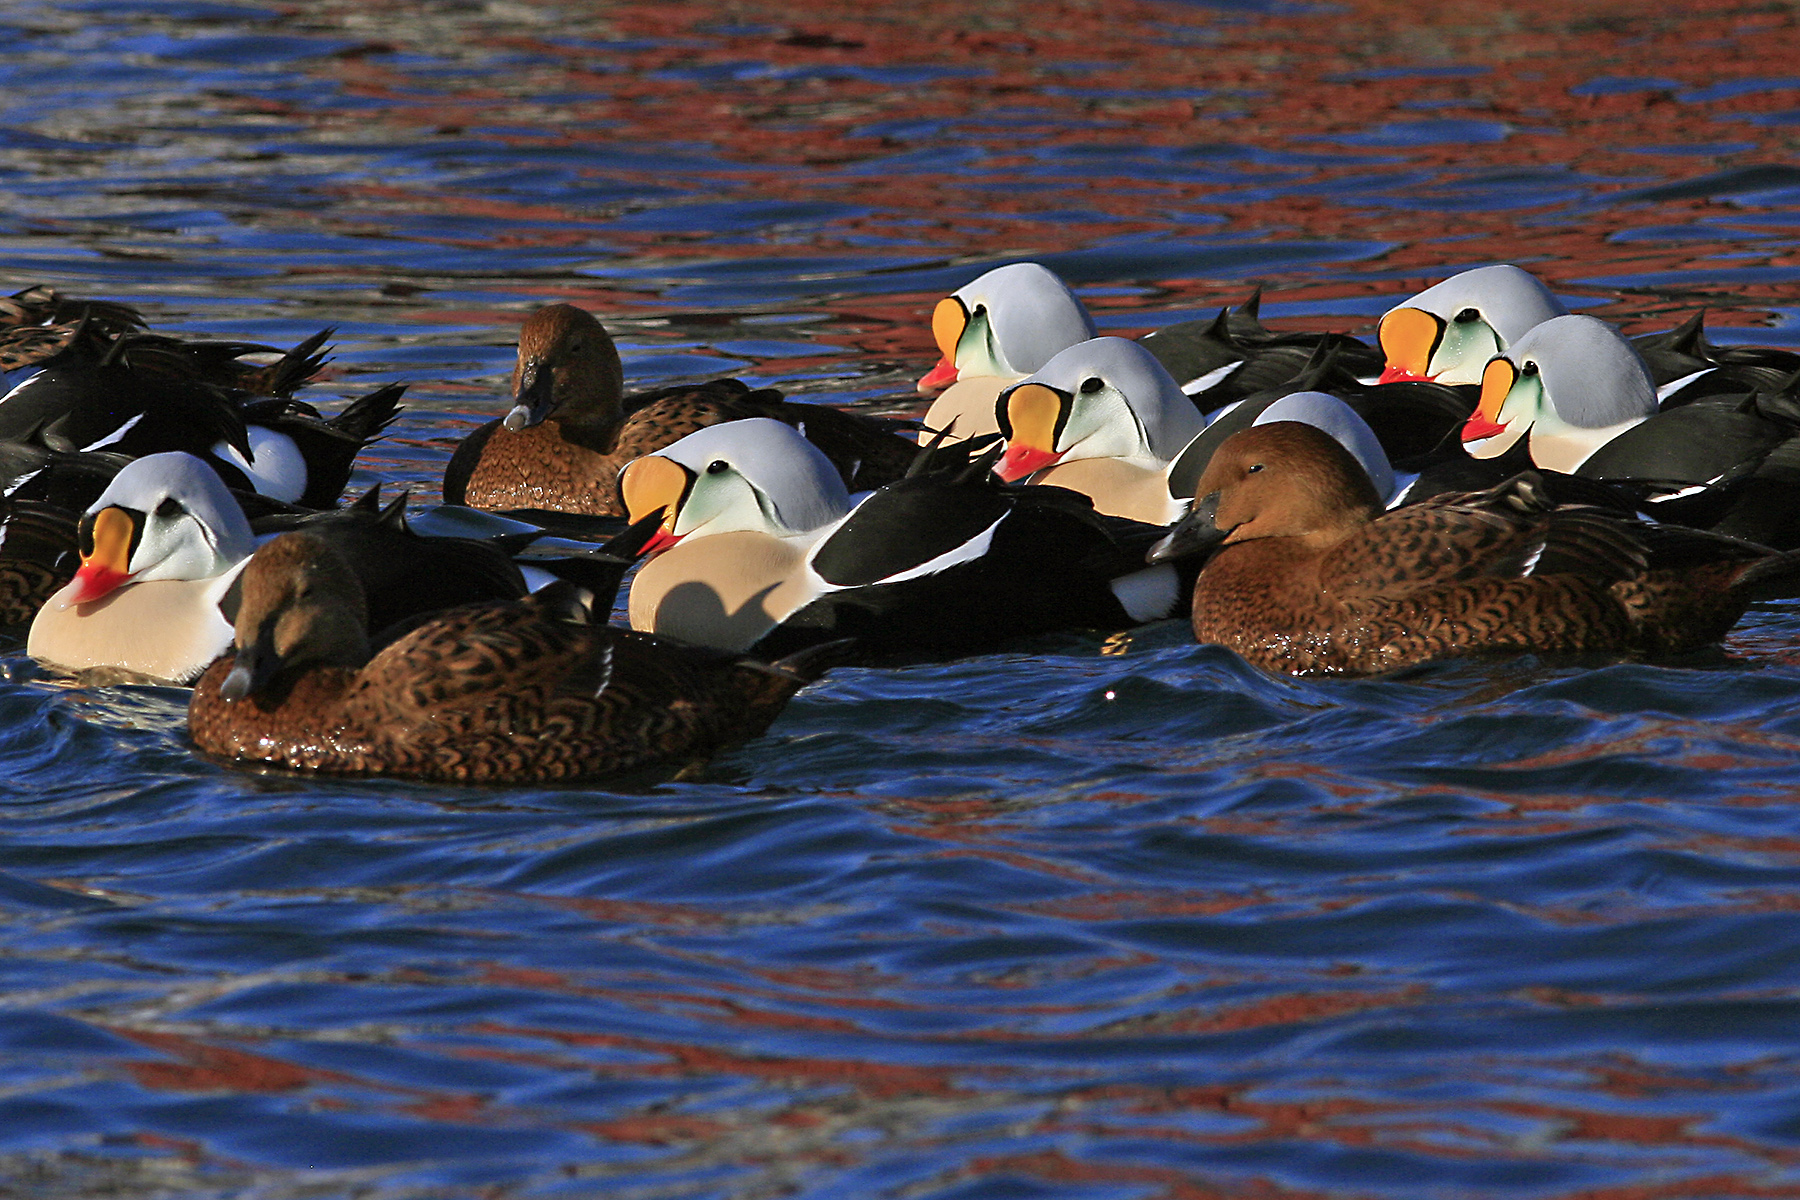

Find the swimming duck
[[443, 303, 916, 517], [188, 530, 831, 784], [27, 453, 539, 684], [918, 265, 1383, 434], [1378, 264, 1569, 386], [1152, 422, 1800, 676], [1462, 314, 1800, 489], [28, 451, 254, 683], [917, 262, 1098, 442], [0, 323, 403, 507], [1374, 264, 1799, 400], [1168, 391, 1401, 505], [619, 418, 1181, 655], [993, 337, 1207, 524]]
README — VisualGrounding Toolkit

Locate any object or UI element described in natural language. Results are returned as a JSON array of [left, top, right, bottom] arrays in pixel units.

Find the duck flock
[[7, 262, 1800, 784]]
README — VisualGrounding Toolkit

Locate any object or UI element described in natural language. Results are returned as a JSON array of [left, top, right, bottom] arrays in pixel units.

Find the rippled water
[[4, 1, 1800, 1196]]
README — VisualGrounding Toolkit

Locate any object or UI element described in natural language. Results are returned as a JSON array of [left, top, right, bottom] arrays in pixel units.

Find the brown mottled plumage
[[1165, 422, 1800, 676], [188, 533, 829, 784], [0, 500, 80, 625], [443, 304, 916, 516], [0, 286, 146, 373]]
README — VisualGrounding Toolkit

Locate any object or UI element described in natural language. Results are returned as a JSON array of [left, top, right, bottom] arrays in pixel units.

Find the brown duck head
[[1148, 422, 1384, 562], [220, 532, 371, 703], [504, 304, 626, 435]]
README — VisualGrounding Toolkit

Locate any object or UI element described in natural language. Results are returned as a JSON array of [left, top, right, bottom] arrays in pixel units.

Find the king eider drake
[[993, 337, 1206, 525], [1378, 264, 1568, 386], [27, 452, 547, 685], [443, 303, 916, 517], [0, 323, 403, 508], [1464, 314, 1800, 486], [1149, 422, 1800, 676], [28, 451, 254, 683], [188, 531, 834, 784], [917, 263, 1098, 443], [917, 264, 1384, 437], [618, 418, 1183, 656]]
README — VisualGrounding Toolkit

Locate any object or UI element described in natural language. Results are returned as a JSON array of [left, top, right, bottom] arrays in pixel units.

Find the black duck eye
[[1247, 462, 1265, 474], [706, 460, 730, 475], [155, 497, 184, 519], [1454, 307, 1480, 324], [1079, 376, 1105, 395], [1521, 360, 1539, 377]]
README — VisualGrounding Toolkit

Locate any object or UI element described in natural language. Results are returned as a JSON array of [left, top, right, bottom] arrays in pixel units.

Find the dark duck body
[[1155, 422, 1800, 676], [444, 304, 916, 517], [189, 532, 830, 784], [0, 316, 402, 508], [620, 419, 1185, 659]]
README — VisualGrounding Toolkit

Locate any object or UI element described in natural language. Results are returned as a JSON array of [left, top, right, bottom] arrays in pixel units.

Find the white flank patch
[[1181, 360, 1243, 398], [211, 427, 308, 503], [874, 514, 1005, 585], [805, 512, 1006, 596], [0, 371, 42, 406], [1108, 563, 1180, 622], [82, 411, 145, 451], [3, 467, 42, 499], [1655, 367, 1714, 403]]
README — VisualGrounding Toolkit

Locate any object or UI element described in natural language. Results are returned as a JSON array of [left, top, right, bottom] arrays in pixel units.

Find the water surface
[[4, 1, 1800, 1196]]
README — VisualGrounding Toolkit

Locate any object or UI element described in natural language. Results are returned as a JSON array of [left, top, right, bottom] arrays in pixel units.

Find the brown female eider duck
[[1151, 422, 1800, 676], [443, 303, 916, 517], [28, 452, 538, 685], [188, 531, 832, 783]]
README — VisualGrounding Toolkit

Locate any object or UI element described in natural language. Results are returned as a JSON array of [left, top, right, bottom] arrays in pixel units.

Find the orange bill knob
[[917, 297, 967, 393], [68, 505, 138, 604], [619, 456, 693, 556], [995, 383, 1067, 482], [1463, 358, 1518, 442], [1377, 306, 1445, 384]]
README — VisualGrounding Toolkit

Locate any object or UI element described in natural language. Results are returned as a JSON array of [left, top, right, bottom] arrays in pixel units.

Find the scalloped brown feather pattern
[[188, 598, 814, 784], [1194, 476, 1784, 676], [460, 382, 916, 516]]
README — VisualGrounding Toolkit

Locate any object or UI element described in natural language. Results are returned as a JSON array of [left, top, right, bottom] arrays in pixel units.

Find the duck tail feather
[[329, 383, 407, 442], [755, 637, 858, 685], [1737, 548, 1800, 603]]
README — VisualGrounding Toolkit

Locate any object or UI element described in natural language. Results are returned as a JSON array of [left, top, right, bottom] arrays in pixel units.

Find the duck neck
[[547, 399, 625, 452]]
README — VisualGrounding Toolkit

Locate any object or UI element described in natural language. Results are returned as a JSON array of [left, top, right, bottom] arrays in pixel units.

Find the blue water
[[4, 1, 1800, 1196]]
